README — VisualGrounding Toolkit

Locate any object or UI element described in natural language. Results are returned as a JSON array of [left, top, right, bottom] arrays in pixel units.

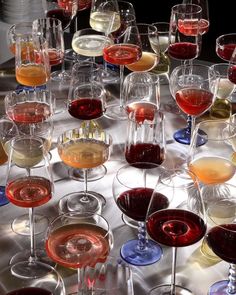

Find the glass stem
[[191, 116, 196, 140], [137, 221, 148, 251], [77, 267, 86, 295], [119, 65, 124, 108], [228, 264, 236, 294], [28, 207, 36, 263], [170, 247, 177, 295], [186, 115, 192, 134], [82, 169, 89, 202]]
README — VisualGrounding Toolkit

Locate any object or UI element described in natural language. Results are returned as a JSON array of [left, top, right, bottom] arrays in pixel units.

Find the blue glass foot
[[0, 186, 9, 206], [208, 280, 230, 294], [120, 239, 162, 266], [174, 127, 206, 146]]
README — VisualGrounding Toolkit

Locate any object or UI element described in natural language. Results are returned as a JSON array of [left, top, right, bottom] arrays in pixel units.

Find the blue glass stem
[[137, 221, 148, 251], [228, 264, 236, 294]]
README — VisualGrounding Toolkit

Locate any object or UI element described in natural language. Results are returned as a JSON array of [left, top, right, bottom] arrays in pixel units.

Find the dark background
[[75, 0, 234, 63]]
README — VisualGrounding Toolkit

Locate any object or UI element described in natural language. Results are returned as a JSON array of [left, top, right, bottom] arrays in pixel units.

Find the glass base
[[58, 191, 103, 214], [121, 213, 139, 229], [208, 280, 232, 294], [174, 127, 206, 146], [0, 186, 9, 206], [120, 239, 162, 266], [68, 165, 107, 182], [149, 284, 193, 295], [11, 213, 49, 236], [9, 249, 55, 270], [104, 104, 127, 121]]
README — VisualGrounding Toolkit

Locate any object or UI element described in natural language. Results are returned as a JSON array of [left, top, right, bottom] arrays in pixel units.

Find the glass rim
[[171, 3, 202, 14]]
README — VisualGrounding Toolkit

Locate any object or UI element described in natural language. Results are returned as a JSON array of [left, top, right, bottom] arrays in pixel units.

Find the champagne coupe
[[103, 25, 142, 120], [228, 46, 236, 85], [45, 211, 113, 294], [0, 262, 65, 295], [6, 135, 54, 277], [126, 23, 160, 73], [0, 117, 19, 206], [146, 167, 206, 295], [209, 63, 235, 119], [15, 34, 50, 89], [206, 197, 236, 294], [67, 61, 108, 184], [168, 3, 202, 145], [216, 33, 236, 62], [169, 64, 218, 144], [57, 127, 112, 214], [123, 71, 160, 122], [32, 18, 66, 82]]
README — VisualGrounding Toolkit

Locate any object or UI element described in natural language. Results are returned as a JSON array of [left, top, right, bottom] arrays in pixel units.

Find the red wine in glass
[[228, 65, 236, 84], [125, 143, 165, 166], [175, 88, 214, 116], [117, 188, 169, 222], [6, 287, 52, 295], [168, 42, 198, 60], [68, 98, 104, 120], [103, 44, 141, 65], [217, 44, 236, 61], [147, 209, 206, 247]]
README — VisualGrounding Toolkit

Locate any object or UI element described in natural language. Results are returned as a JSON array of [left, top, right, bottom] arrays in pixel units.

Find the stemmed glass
[[228, 46, 236, 85], [216, 33, 236, 62], [103, 25, 142, 120], [5, 135, 54, 277], [169, 64, 218, 144], [206, 196, 236, 294], [45, 211, 113, 294], [146, 167, 206, 295], [57, 127, 112, 214]]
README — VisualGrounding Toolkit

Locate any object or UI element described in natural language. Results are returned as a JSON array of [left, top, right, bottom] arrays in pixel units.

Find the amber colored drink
[[126, 52, 159, 72], [58, 139, 110, 169], [0, 142, 8, 165], [188, 156, 235, 184], [6, 176, 52, 208], [16, 64, 49, 87], [46, 223, 110, 268]]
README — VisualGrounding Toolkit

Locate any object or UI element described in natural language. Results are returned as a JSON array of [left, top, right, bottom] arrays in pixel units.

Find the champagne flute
[[6, 135, 54, 277], [146, 167, 206, 295]]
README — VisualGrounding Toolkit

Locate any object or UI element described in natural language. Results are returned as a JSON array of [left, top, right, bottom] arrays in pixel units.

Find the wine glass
[[209, 63, 235, 119], [146, 167, 206, 295], [57, 127, 112, 214], [206, 196, 236, 294], [123, 71, 160, 122], [45, 211, 113, 294], [216, 33, 236, 62], [169, 64, 218, 144], [228, 46, 236, 85], [103, 25, 142, 120], [0, 262, 65, 294], [5, 135, 54, 277]]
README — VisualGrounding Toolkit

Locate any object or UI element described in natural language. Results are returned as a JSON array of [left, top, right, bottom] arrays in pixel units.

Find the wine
[[6, 176, 52, 208], [46, 223, 110, 268], [125, 52, 159, 72], [48, 48, 64, 66], [175, 88, 213, 116], [72, 34, 113, 57], [168, 42, 198, 60], [210, 98, 232, 119], [103, 44, 142, 65], [7, 101, 51, 124], [178, 19, 209, 36], [188, 156, 235, 184], [117, 188, 169, 221], [58, 138, 110, 169], [125, 101, 157, 123], [207, 224, 236, 264], [6, 287, 52, 295], [228, 65, 236, 85], [16, 64, 49, 87], [147, 209, 206, 247], [0, 142, 8, 165], [68, 98, 104, 120], [78, 0, 91, 11], [46, 9, 72, 30], [216, 43, 236, 62], [90, 11, 120, 34], [125, 143, 165, 166]]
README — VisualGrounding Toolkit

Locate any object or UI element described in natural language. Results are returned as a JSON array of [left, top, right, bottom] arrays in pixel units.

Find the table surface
[[0, 59, 229, 295]]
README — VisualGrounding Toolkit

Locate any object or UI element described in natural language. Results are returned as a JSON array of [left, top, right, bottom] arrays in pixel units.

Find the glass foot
[[0, 186, 9, 206], [9, 249, 55, 270], [68, 165, 107, 182], [174, 127, 206, 146], [104, 104, 127, 121], [58, 191, 104, 214], [121, 213, 139, 229], [120, 239, 162, 266], [208, 280, 231, 294], [149, 284, 193, 295], [11, 213, 49, 236]]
